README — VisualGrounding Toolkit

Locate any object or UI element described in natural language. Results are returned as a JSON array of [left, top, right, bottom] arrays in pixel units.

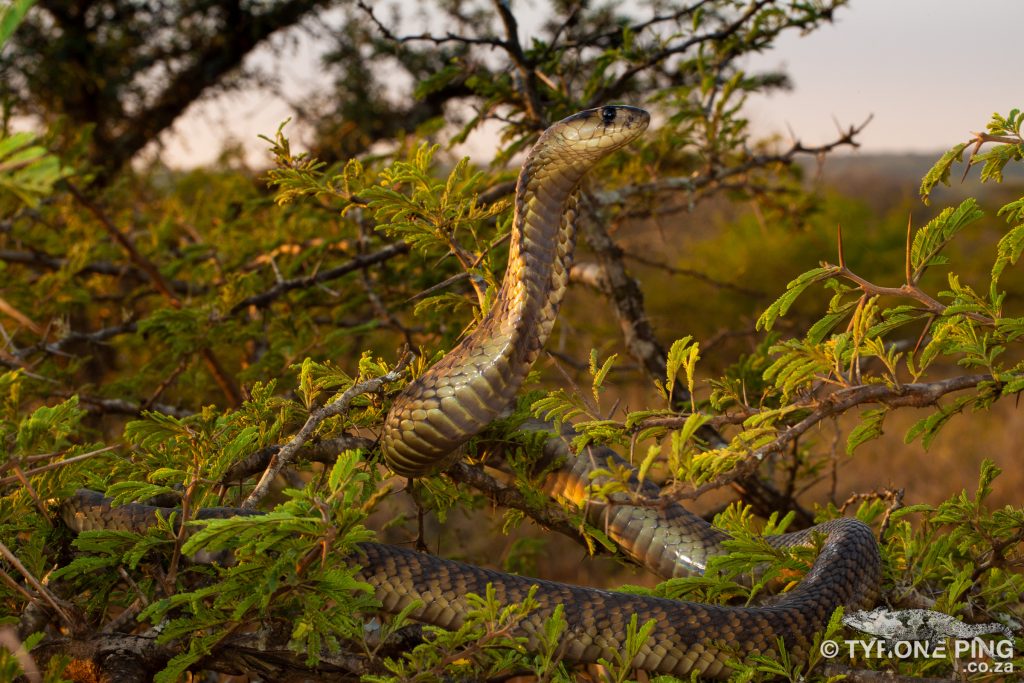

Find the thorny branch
[[647, 373, 995, 498], [596, 115, 872, 207], [584, 0, 777, 107]]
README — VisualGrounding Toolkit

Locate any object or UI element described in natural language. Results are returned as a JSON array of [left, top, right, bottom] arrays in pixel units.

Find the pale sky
[[156, 0, 1022, 168]]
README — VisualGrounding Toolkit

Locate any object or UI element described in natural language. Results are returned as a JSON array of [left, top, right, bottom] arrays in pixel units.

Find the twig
[[9, 465, 45, 516], [163, 476, 197, 591], [141, 357, 190, 411], [242, 355, 410, 510], [584, 0, 776, 107], [621, 251, 765, 298], [66, 183, 180, 304], [445, 461, 617, 559], [0, 249, 200, 295], [653, 373, 994, 498], [21, 321, 138, 358], [66, 182, 243, 406], [0, 566, 35, 603], [0, 296, 43, 336], [219, 436, 375, 484], [0, 540, 73, 627], [356, 0, 504, 49], [405, 232, 511, 305], [229, 242, 410, 314], [837, 262, 993, 326], [597, 115, 872, 207], [0, 627, 40, 683], [492, 0, 546, 127], [75, 395, 193, 419]]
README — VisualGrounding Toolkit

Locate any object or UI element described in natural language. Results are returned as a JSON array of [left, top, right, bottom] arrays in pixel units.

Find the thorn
[[962, 133, 985, 183], [831, 114, 844, 136], [836, 223, 846, 269], [786, 122, 798, 146], [905, 214, 914, 285], [913, 314, 935, 357]]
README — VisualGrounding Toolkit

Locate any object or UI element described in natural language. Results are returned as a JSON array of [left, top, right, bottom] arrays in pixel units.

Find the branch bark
[[229, 241, 410, 314]]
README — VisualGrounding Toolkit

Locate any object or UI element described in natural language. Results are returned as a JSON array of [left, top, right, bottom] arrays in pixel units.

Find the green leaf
[[990, 223, 1024, 302], [997, 195, 1024, 225], [999, 373, 1024, 396], [677, 412, 709, 446], [665, 336, 693, 392], [919, 142, 968, 204], [911, 198, 984, 280], [806, 309, 849, 345], [590, 350, 617, 404], [975, 142, 1024, 184], [866, 305, 926, 339], [0, 130, 70, 207], [636, 445, 659, 483], [904, 395, 973, 449], [0, 0, 33, 48], [847, 408, 886, 454], [757, 266, 839, 331]]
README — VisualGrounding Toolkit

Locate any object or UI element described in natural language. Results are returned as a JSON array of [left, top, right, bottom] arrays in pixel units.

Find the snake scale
[[62, 106, 882, 678]]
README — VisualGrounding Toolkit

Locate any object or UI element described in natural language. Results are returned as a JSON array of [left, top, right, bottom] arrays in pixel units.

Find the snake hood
[[382, 105, 649, 477]]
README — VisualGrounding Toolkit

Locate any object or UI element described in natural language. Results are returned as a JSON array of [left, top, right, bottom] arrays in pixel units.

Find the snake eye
[[600, 107, 616, 125]]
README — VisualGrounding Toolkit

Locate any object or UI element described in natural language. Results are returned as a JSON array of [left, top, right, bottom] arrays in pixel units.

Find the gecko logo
[[842, 608, 1014, 643], [818, 608, 1016, 673]]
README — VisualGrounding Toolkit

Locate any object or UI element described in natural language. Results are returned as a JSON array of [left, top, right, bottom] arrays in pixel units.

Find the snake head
[[551, 105, 650, 154]]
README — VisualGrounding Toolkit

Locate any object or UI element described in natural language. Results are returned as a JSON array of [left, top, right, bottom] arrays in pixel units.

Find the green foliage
[[0, 131, 70, 207], [665, 336, 700, 409], [0, 631, 70, 683], [921, 108, 1024, 202], [910, 198, 985, 280], [598, 613, 657, 683], [884, 460, 1024, 627], [1, 2, 1023, 680], [365, 146, 509, 258], [757, 266, 840, 332], [368, 586, 573, 683], [919, 143, 968, 204], [0, 0, 32, 47]]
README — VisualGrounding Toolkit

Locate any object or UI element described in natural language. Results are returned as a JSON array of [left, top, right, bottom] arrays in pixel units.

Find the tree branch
[[242, 356, 410, 509], [229, 241, 410, 314], [650, 373, 994, 497]]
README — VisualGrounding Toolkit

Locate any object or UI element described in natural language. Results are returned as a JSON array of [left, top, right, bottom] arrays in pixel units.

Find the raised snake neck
[[61, 107, 883, 678], [381, 106, 650, 477]]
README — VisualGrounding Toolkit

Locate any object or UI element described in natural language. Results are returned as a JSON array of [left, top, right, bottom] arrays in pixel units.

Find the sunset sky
[[157, 0, 1021, 168]]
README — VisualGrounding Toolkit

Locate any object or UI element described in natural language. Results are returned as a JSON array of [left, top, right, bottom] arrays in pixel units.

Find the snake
[[61, 106, 882, 678]]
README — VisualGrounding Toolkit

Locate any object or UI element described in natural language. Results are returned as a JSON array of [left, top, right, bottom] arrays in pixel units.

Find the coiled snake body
[[64, 106, 882, 678]]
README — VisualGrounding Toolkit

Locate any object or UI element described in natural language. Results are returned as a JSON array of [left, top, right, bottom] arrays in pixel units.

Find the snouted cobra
[[61, 106, 882, 678]]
